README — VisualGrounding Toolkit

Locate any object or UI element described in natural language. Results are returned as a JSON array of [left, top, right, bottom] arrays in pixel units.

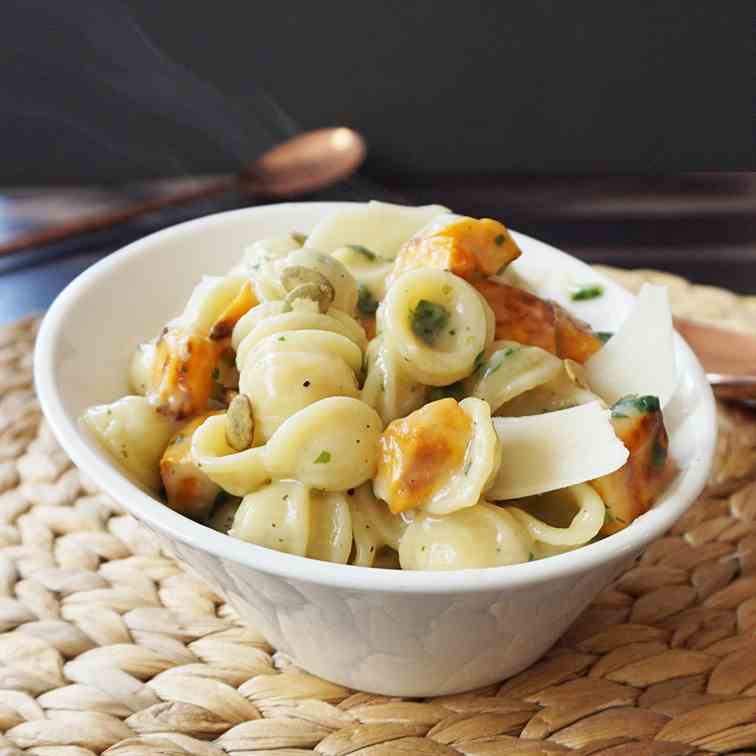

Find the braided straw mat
[[3, 268, 756, 756]]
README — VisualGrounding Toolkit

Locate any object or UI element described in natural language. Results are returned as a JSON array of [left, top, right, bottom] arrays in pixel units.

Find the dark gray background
[[1, 0, 753, 184]]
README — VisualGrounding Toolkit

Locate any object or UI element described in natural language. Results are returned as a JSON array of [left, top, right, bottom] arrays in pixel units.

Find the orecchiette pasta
[[379, 268, 493, 386], [191, 414, 269, 496], [399, 502, 534, 570], [84, 201, 678, 571], [264, 396, 383, 491], [83, 396, 176, 490], [466, 340, 563, 413], [361, 335, 426, 425]]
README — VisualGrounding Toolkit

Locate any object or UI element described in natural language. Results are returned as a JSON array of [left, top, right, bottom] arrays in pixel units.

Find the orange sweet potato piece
[[160, 411, 223, 519], [387, 217, 521, 287], [150, 328, 219, 420], [377, 398, 472, 514], [592, 395, 676, 535], [473, 280, 602, 364]]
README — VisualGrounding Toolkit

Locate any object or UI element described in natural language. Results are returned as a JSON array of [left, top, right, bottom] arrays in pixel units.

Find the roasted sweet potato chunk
[[387, 217, 521, 287], [592, 395, 676, 535], [160, 411, 223, 519], [473, 280, 602, 364]]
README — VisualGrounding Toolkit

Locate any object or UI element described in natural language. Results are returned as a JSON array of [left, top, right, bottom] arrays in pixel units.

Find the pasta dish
[[83, 202, 678, 570]]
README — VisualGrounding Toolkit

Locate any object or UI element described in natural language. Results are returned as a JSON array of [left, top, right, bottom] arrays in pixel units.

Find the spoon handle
[[0, 176, 239, 259], [708, 373, 756, 402]]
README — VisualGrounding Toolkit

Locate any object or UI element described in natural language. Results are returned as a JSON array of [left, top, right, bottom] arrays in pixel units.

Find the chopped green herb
[[357, 285, 379, 316], [595, 331, 614, 344], [485, 347, 516, 377], [427, 381, 465, 402], [611, 394, 661, 418], [651, 433, 668, 467], [348, 244, 377, 261], [211, 367, 220, 380], [291, 232, 307, 245], [278, 336, 286, 342], [528, 552, 535, 561], [410, 300, 450, 344], [314, 450, 331, 464], [473, 350, 486, 372], [494, 233, 506, 246], [571, 284, 604, 301]]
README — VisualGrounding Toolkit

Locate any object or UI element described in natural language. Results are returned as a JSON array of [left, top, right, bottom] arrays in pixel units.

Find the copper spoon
[[0, 127, 367, 258], [674, 317, 756, 401]]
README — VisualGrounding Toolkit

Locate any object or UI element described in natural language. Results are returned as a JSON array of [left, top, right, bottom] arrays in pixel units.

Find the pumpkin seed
[[283, 281, 333, 313], [225, 393, 255, 451]]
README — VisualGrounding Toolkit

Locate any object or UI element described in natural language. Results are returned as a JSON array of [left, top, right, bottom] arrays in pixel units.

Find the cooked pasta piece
[[398, 501, 533, 570], [348, 484, 407, 566], [509, 483, 605, 548], [309, 490, 353, 563], [585, 284, 678, 407], [191, 414, 269, 496], [387, 213, 521, 287], [496, 359, 601, 417], [229, 481, 353, 563], [306, 200, 447, 260], [380, 269, 493, 386], [235, 300, 367, 367], [361, 336, 426, 425], [173, 275, 249, 337], [129, 342, 156, 395], [264, 396, 383, 491], [488, 402, 628, 500], [83, 396, 176, 491], [231, 480, 311, 556], [228, 236, 302, 300], [466, 340, 562, 413], [374, 397, 501, 515], [206, 494, 241, 533]]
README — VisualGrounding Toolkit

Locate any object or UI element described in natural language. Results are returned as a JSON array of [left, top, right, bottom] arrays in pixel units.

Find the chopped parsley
[[595, 331, 614, 344], [485, 347, 516, 377], [571, 284, 604, 301], [494, 233, 506, 246], [473, 350, 486, 372], [427, 381, 465, 402], [357, 285, 379, 315], [290, 232, 307, 245], [611, 394, 661, 418], [278, 336, 286, 342], [211, 367, 220, 380], [313, 450, 331, 464], [410, 300, 450, 344], [528, 552, 535, 561], [348, 244, 377, 261]]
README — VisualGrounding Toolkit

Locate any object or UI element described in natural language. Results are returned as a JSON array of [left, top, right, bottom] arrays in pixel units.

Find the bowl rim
[[34, 201, 717, 594]]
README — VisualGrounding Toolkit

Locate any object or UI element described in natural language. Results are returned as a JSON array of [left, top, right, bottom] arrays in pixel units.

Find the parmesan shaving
[[488, 401, 628, 500], [584, 283, 678, 407], [305, 201, 448, 260]]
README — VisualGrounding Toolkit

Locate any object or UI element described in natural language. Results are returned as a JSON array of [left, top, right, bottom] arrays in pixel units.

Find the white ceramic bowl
[[35, 202, 716, 696]]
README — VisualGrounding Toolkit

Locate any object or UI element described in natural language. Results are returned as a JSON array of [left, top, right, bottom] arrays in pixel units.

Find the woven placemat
[[2, 269, 756, 756]]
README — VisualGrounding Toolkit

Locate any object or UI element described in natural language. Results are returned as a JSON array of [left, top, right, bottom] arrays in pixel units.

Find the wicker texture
[[2, 270, 756, 755]]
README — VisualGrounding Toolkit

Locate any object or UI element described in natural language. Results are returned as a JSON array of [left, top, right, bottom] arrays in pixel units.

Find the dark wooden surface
[[1, 173, 755, 324]]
